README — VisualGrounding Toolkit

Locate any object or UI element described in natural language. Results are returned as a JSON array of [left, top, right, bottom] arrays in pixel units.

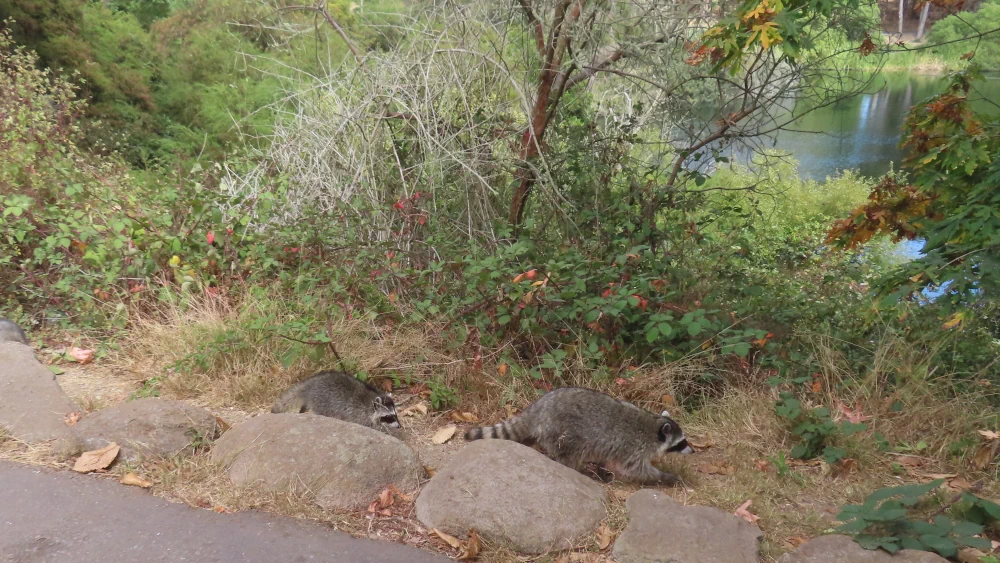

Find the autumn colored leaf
[[120, 473, 152, 488], [497, 363, 508, 377], [734, 500, 760, 524], [432, 528, 462, 549], [457, 529, 481, 560], [424, 465, 437, 478], [979, 430, 1000, 440], [401, 402, 428, 417], [858, 33, 877, 56], [431, 425, 458, 444], [449, 411, 479, 423], [206, 231, 215, 245], [215, 416, 231, 433], [64, 412, 81, 426], [971, 441, 999, 470], [942, 312, 966, 330], [73, 443, 120, 473], [67, 346, 95, 364], [697, 462, 736, 475]]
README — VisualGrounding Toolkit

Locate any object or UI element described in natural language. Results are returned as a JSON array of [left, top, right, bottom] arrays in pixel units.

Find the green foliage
[[830, 67, 1000, 316], [926, 0, 1000, 71], [838, 480, 999, 557], [774, 392, 867, 463]]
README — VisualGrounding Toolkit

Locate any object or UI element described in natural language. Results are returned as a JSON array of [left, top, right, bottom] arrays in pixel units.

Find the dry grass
[[113, 293, 461, 411], [11, 295, 997, 563]]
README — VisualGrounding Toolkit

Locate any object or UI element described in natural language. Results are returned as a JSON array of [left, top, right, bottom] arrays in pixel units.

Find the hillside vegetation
[[2, 0, 1000, 559]]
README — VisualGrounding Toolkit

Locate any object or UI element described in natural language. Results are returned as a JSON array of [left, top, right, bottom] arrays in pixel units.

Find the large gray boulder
[[72, 398, 218, 461], [211, 413, 423, 511], [415, 439, 607, 554], [0, 342, 81, 450], [612, 489, 763, 563], [778, 535, 949, 563]]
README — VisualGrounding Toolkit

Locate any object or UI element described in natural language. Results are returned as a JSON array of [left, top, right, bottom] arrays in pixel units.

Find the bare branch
[[517, 0, 546, 55]]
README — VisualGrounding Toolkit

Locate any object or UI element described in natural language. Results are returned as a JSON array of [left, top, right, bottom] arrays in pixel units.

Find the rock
[[211, 413, 423, 511], [72, 398, 218, 461], [778, 535, 949, 563], [0, 342, 80, 444], [415, 439, 607, 554], [612, 489, 763, 563]]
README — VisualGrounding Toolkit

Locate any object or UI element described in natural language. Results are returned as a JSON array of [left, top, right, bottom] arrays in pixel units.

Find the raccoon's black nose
[[667, 438, 690, 453]]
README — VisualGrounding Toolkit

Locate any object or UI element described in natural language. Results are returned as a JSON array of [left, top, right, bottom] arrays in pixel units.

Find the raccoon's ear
[[374, 396, 384, 408], [657, 421, 674, 442]]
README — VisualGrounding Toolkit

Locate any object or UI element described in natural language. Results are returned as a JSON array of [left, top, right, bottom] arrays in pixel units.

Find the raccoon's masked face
[[373, 395, 401, 429], [657, 411, 694, 455]]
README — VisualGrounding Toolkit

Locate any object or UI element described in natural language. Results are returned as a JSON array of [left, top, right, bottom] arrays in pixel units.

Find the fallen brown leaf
[[503, 404, 518, 418], [376, 486, 396, 509], [67, 346, 95, 364], [786, 536, 809, 548], [555, 554, 602, 563], [401, 402, 428, 417], [754, 459, 770, 472], [697, 462, 735, 475], [947, 477, 974, 491], [432, 528, 462, 549], [424, 465, 437, 478], [449, 411, 479, 424], [978, 430, 1000, 441], [457, 529, 481, 561], [834, 458, 859, 476], [596, 524, 614, 550], [893, 455, 924, 468], [498, 363, 508, 377], [971, 442, 999, 470], [120, 472, 152, 488], [661, 394, 676, 407], [687, 437, 715, 450], [734, 499, 760, 524], [214, 416, 231, 432], [64, 412, 81, 426], [431, 425, 458, 445], [917, 472, 958, 481], [213, 505, 226, 513], [72, 443, 119, 473]]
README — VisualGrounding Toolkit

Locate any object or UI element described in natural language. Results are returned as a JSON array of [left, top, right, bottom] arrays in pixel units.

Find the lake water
[[771, 72, 1000, 300], [774, 72, 1000, 181]]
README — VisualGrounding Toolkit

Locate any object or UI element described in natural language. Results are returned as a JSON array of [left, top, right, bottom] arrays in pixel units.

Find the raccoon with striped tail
[[464, 387, 693, 485], [271, 370, 400, 433]]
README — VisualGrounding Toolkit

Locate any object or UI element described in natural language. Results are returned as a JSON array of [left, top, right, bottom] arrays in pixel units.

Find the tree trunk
[[916, 2, 931, 40], [898, 0, 905, 36]]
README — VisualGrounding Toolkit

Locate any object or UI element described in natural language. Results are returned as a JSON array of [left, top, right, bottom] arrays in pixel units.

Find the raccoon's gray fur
[[0, 318, 28, 345], [271, 370, 400, 432], [464, 387, 693, 485]]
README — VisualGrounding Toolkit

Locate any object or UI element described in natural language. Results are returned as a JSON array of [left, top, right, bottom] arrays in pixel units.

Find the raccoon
[[464, 387, 693, 485], [0, 318, 28, 345], [271, 370, 400, 432]]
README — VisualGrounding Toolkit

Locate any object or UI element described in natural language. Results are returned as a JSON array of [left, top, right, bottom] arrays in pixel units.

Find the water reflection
[[769, 73, 1000, 180]]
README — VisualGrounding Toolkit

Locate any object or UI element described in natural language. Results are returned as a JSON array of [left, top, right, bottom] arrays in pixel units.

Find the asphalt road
[[0, 461, 448, 563]]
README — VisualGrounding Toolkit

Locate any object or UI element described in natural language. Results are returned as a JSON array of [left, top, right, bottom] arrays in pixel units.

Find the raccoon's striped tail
[[464, 419, 523, 442]]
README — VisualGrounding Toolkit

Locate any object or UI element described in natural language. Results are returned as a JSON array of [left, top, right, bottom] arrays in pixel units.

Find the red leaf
[[206, 231, 215, 245]]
